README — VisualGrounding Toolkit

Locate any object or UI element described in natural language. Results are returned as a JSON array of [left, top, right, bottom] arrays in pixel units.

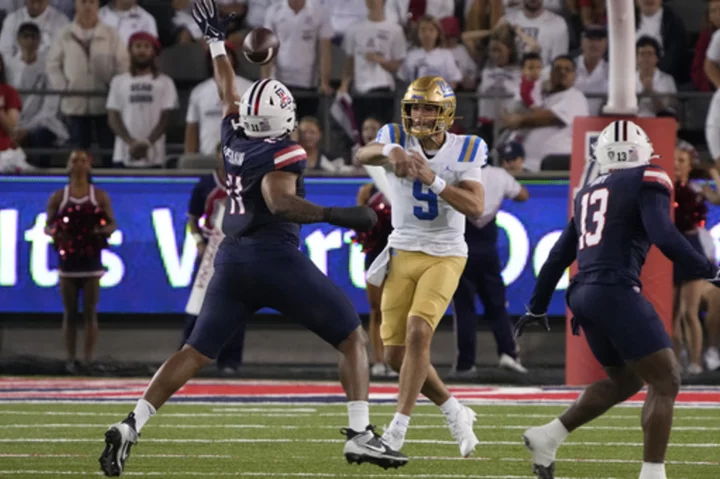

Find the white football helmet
[[593, 120, 656, 174], [237, 79, 297, 138]]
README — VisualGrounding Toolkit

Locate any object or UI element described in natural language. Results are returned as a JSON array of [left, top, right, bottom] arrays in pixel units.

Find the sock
[[639, 462, 666, 479], [347, 401, 370, 432], [439, 396, 463, 418], [541, 418, 569, 444], [132, 399, 156, 433], [386, 412, 410, 439]]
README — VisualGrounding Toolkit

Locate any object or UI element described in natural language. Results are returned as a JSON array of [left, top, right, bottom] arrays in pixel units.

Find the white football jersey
[[376, 123, 487, 257]]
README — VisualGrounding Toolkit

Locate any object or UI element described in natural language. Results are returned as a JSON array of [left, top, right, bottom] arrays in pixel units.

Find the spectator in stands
[[705, 84, 720, 164], [5, 0, 75, 18], [351, 115, 382, 164], [577, 0, 606, 27], [6, 22, 68, 167], [635, 0, 688, 84], [106, 32, 178, 168], [185, 42, 252, 156], [700, 1, 720, 91], [692, 0, 720, 92], [498, 0, 569, 66], [339, 0, 407, 125], [516, 52, 543, 109], [465, 0, 565, 31], [261, 0, 333, 119], [0, 52, 32, 173], [47, 0, 127, 166], [500, 54, 588, 172], [314, 0, 368, 42], [571, 25, 608, 116], [440, 16, 477, 91], [636, 36, 676, 118], [0, 0, 70, 58], [299, 116, 351, 173], [397, 16, 462, 89], [172, 0, 202, 43], [98, 0, 157, 45], [244, 0, 282, 28], [385, 0, 455, 30], [476, 25, 521, 144]]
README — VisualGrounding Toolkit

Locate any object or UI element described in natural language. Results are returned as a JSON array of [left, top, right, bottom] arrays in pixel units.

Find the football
[[242, 27, 280, 65]]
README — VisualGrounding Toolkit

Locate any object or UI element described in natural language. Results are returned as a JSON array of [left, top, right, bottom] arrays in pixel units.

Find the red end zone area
[[1, 378, 720, 407]]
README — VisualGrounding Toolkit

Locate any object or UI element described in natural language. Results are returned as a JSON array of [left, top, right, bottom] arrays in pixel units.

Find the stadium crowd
[[0, 0, 716, 172]]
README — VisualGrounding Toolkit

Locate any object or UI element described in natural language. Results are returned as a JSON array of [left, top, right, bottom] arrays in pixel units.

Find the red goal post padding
[[566, 117, 677, 386]]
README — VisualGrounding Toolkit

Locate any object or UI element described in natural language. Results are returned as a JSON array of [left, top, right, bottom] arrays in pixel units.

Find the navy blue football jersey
[[219, 113, 307, 245], [529, 164, 718, 313]]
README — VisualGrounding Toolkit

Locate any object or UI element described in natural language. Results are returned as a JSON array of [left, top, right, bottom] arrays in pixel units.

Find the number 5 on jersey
[[413, 179, 439, 220], [578, 188, 608, 250], [227, 174, 245, 215]]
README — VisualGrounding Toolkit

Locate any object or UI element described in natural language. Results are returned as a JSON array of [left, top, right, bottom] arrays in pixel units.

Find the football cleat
[[523, 427, 558, 479], [446, 405, 480, 457], [342, 425, 408, 470], [99, 413, 139, 476]]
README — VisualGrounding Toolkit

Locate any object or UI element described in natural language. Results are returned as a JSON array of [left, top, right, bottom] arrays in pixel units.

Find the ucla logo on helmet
[[274, 85, 292, 109], [437, 78, 454, 97]]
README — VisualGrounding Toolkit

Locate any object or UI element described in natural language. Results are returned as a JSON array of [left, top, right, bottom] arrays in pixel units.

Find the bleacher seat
[[540, 154, 571, 171]]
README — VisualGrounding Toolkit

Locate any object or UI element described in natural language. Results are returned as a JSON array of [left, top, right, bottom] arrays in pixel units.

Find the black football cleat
[[99, 413, 139, 476], [342, 425, 408, 470]]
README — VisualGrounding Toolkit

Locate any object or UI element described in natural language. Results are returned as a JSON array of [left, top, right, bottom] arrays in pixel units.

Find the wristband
[[192, 233, 204, 244], [382, 143, 402, 157], [429, 175, 447, 194], [209, 41, 227, 58]]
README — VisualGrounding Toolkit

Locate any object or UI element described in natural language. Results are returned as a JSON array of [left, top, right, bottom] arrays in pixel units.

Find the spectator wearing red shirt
[[0, 54, 21, 152], [692, 0, 720, 92]]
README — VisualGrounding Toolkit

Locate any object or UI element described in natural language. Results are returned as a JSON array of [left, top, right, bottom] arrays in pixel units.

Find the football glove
[[192, 0, 233, 43], [514, 307, 550, 339]]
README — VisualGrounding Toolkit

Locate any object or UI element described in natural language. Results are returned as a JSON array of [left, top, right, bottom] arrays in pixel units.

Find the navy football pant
[[452, 249, 517, 370], [187, 247, 361, 359], [182, 314, 245, 368], [567, 283, 673, 367]]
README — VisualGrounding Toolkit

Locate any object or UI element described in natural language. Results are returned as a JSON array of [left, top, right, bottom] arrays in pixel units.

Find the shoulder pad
[[456, 135, 488, 165], [377, 123, 407, 147]]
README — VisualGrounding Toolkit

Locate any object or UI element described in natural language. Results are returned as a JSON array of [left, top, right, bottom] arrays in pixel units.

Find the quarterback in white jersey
[[356, 76, 485, 459]]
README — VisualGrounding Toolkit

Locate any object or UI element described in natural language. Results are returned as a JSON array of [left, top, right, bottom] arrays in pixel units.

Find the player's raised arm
[[262, 170, 377, 231], [639, 174, 719, 280], [192, 0, 239, 116]]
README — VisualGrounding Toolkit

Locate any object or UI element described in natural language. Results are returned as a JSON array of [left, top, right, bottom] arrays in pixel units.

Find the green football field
[[0, 401, 718, 479]]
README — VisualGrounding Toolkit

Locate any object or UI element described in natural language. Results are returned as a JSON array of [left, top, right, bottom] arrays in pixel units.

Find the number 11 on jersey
[[578, 188, 609, 250]]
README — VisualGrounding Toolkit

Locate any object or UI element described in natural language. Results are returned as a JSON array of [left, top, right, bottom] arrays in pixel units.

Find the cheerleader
[[355, 183, 395, 377], [672, 141, 720, 374], [44, 151, 116, 372]]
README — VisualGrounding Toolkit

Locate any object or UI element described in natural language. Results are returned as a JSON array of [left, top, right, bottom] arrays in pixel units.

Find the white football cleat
[[522, 426, 559, 479], [446, 405, 480, 457]]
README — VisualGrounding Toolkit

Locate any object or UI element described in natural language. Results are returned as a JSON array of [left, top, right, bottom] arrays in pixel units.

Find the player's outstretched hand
[[192, 0, 233, 42], [324, 206, 378, 231], [514, 310, 550, 339]]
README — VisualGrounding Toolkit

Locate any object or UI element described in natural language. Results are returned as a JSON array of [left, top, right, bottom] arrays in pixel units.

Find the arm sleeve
[[504, 170, 523, 198], [375, 123, 406, 145], [528, 218, 578, 314], [105, 76, 122, 110], [639, 186, 718, 280], [161, 76, 179, 110], [445, 51, 463, 84]]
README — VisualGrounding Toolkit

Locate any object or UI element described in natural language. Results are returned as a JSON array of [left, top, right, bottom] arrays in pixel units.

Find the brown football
[[242, 27, 280, 65]]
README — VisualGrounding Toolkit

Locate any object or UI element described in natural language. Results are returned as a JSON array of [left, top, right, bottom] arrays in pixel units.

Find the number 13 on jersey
[[578, 188, 609, 249]]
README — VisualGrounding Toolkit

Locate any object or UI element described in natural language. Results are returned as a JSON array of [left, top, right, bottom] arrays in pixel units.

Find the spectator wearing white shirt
[[98, 0, 158, 46], [261, 0, 333, 119], [706, 89, 720, 164], [4, 0, 74, 18], [440, 16, 478, 91], [500, 54, 589, 172], [398, 16, 462, 89], [298, 116, 351, 173], [46, 0, 129, 166], [339, 0, 407, 125], [500, 0, 569, 66], [314, 0, 368, 42], [635, 0, 688, 84], [573, 25, 608, 116], [476, 25, 521, 138], [0, 0, 70, 58], [385, 0, 455, 29], [106, 32, 178, 168], [6, 22, 68, 167], [172, 0, 202, 43], [185, 43, 252, 155], [465, 0, 565, 31], [244, 0, 280, 28], [636, 36, 676, 118]]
